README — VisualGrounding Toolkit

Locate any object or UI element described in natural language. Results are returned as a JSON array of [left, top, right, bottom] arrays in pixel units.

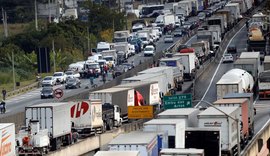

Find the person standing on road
[[2, 89, 6, 101], [102, 71, 106, 84], [0, 100, 6, 114]]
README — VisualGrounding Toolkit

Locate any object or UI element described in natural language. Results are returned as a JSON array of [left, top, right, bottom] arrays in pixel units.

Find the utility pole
[[35, 0, 38, 31], [2, 8, 8, 38], [49, 0, 51, 23], [52, 40, 56, 73], [12, 51, 15, 91]]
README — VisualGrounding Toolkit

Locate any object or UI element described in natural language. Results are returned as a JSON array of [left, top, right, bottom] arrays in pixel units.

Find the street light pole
[[195, 100, 241, 156], [12, 51, 16, 91]]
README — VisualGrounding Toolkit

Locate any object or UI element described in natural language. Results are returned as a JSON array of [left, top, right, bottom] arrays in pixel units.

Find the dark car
[[122, 63, 134, 70], [65, 78, 81, 89], [227, 45, 237, 53], [40, 87, 54, 99]]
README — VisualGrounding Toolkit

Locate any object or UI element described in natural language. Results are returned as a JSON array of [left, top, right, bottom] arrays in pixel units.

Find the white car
[[65, 70, 80, 79], [143, 45, 155, 57], [164, 35, 174, 43], [53, 72, 67, 84], [222, 54, 234, 63], [41, 76, 56, 87], [129, 45, 136, 56]]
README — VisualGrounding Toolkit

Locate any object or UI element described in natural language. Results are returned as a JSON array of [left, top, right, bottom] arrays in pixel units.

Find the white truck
[[174, 5, 189, 18], [160, 149, 205, 156], [138, 67, 184, 91], [102, 50, 117, 68], [97, 42, 114, 53], [108, 131, 159, 156], [113, 30, 130, 43], [115, 81, 160, 107], [0, 123, 15, 156], [155, 14, 175, 28], [122, 73, 169, 96], [207, 15, 225, 36], [137, 30, 151, 46], [191, 42, 210, 63], [17, 103, 74, 154], [216, 68, 254, 100], [89, 87, 134, 123], [69, 99, 121, 137], [177, 1, 192, 16], [224, 3, 241, 25], [197, 30, 214, 50], [157, 108, 200, 127], [173, 53, 196, 80], [114, 42, 130, 59], [198, 106, 241, 156], [143, 119, 186, 148], [209, 25, 222, 44], [239, 52, 261, 74], [95, 151, 140, 156]]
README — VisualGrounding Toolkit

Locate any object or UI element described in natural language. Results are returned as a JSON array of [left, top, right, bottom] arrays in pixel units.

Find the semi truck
[[216, 68, 254, 99], [223, 93, 255, 138], [0, 123, 15, 156], [108, 131, 159, 156], [102, 50, 117, 68], [213, 98, 250, 147], [191, 41, 210, 63], [122, 73, 170, 96], [69, 99, 121, 137], [114, 42, 131, 59], [215, 10, 232, 31], [207, 15, 225, 36], [157, 108, 199, 127], [185, 128, 220, 156], [198, 106, 241, 156], [247, 28, 266, 52], [209, 25, 222, 43], [138, 67, 184, 91], [197, 31, 214, 50], [143, 119, 185, 148], [258, 70, 270, 99], [89, 87, 134, 122], [173, 53, 196, 80], [17, 103, 74, 155]]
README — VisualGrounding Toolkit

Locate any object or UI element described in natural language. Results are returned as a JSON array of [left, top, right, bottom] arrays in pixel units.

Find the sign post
[[163, 94, 192, 109]]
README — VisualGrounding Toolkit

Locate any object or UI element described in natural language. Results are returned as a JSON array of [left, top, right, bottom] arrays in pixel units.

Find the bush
[[0, 72, 12, 84]]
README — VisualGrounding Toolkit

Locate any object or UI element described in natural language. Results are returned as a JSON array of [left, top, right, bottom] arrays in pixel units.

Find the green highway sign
[[163, 94, 192, 109]]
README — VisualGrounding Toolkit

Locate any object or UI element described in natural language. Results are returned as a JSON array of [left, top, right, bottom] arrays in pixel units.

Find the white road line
[[195, 25, 246, 108]]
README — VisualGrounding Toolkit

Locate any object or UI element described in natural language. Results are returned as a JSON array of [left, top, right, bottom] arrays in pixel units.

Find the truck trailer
[[198, 107, 241, 156], [157, 108, 199, 127], [143, 119, 185, 148], [173, 53, 196, 80], [185, 128, 220, 156]]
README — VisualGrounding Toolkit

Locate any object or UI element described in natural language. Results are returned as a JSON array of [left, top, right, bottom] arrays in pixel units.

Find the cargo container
[[0, 123, 15, 156], [213, 98, 249, 146], [198, 107, 241, 156], [115, 81, 160, 105], [89, 87, 134, 122], [264, 56, 270, 71], [20, 103, 73, 153], [207, 15, 225, 36], [173, 53, 196, 80], [138, 67, 183, 91], [223, 93, 255, 138], [178, 1, 192, 16], [216, 68, 254, 99], [239, 52, 261, 74], [258, 70, 270, 99], [234, 59, 259, 82], [209, 25, 222, 43], [191, 41, 210, 63], [143, 119, 185, 148], [94, 151, 140, 156], [157, 108, 199, 127], [224, 3, 241, 25], [185, 127, 220, 156], [160, 148, 204, 156], [215, 10, 233, 30], [108, 131, 158, 156], [122, 73, 169, 96]]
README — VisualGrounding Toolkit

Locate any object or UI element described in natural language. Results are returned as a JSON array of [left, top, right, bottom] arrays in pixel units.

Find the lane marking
[[195, 25, 246, 108]]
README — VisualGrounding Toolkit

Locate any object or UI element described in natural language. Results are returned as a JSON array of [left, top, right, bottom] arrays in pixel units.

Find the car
[[53, 72, 67, 84], [113, 65, 128, 77], [227, 45, 237, 53], [122, 63, 134, 70], [164, 35, 174, 43], [197, 12, 206, 21], [143, 45, 155, 57], [174, 29, 183, 37], [41, 76, 56, 87], [40, 87, 54, 99], [65, 70, 80, 79], [222, 54, 234, 63], [65, 78, 81, 89]]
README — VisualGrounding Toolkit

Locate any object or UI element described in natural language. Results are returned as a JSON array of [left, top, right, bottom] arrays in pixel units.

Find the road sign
[[128, 106, 154, 119], [163, 94, 192, 109], [54, 88, 63, 99]]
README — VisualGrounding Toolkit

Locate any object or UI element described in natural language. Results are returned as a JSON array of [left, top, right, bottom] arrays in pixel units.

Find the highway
[[2, 34, 184, 117]]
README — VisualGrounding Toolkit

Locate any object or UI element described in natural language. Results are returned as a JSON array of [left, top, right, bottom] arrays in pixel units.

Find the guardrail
[[1, 81, 40, 100]]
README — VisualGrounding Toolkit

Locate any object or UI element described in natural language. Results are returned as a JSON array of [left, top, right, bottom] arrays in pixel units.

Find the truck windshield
[[114, 38, 126, 42], [104, 57, 113, 61], [97, 48, 110, 53], [140, 37, 147, 41]]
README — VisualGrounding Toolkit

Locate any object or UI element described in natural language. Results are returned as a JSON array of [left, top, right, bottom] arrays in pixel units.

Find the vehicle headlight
[[41, 93, 44, 95], [73, 83, 76, 85], [50, 93, 53, 95]]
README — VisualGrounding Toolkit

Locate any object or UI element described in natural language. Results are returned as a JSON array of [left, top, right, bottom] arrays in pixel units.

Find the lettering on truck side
[[0, 130, 12, 156]]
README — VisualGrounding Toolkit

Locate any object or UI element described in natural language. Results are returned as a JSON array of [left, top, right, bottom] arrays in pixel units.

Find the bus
[[140, 5, 164, 18]]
